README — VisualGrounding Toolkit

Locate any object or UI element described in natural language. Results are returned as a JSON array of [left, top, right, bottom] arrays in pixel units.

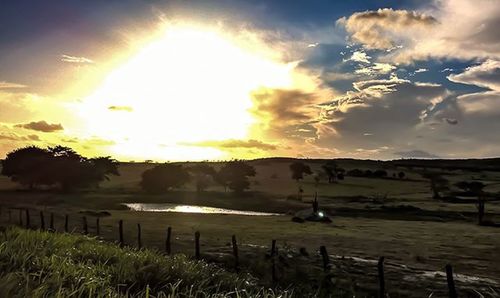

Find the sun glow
[[76, 25, 297, 160]]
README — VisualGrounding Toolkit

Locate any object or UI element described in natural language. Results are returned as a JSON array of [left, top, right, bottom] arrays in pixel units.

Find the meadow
[[1, 158, 500, 297]]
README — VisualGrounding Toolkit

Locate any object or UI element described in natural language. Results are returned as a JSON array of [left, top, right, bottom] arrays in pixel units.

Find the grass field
[[1, 158, 500, 297]]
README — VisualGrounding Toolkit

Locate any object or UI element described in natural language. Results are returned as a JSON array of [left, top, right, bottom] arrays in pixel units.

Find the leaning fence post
[[40, 211, 45, 230], [232, 235, 239, 271], [445, 264, 457, 298], [64, 214, 69, 232], [82, 216, 88, 234], [195, 231, 201, 259], [166, 227, 172, 255], [378, 256, 385, 298], [96, 218, 100, 236], [137, 223, 142, 249], [118, 220, 124, 247], [320, 246, 330, 272], [25, 209, 30, 229], [49, 213, 54, 231]]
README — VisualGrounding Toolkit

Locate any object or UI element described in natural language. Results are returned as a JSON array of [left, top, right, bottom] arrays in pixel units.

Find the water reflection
[[123, 203, 282, 216]]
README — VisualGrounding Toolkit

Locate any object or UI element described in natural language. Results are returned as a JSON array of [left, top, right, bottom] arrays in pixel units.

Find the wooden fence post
[[378, 256, 385, 298], [166, 227, 172, 255], [445, 264, 457, 298], [118, 220, 124, 247], [64, 214, 69, 233], [319, 246, 330, 272], [18, 209, 23, 226], [40, 211, 45, 230], [195, 231, 200, 259], [271, 239, 276, 257], [82, 216, 88, 234], [96, 218, 100, 236], [232, 235, 239, 271], [8, 209, 12, 223], [25, 209, 30, 229], [49, 213, 54, 231], [137, 223, 142, 249]]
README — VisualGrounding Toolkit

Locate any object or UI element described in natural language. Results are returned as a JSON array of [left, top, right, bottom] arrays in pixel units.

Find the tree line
[[1, 146, 119, 192]]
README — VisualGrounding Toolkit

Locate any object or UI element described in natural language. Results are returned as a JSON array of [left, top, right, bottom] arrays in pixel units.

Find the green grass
[[0, 226, 292, 298]]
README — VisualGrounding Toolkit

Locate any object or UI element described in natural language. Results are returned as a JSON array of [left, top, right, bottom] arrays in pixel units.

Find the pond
[[123, 203, 283, 216]]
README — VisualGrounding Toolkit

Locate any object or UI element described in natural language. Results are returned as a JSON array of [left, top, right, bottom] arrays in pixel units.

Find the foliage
[[216, 160, 256, 193], [140, 164, 190, 193], [455, 181, 486, 194], [1, 146, 119, 191], [0, 226, 289, 298], [322, 161, 338, 183], [289, 162, 312, 182], [421, 172, 449, 199], [189, 164, 216, 192]]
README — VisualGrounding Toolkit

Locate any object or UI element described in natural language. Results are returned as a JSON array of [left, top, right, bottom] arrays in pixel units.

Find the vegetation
[[140, 164, 190, 193], [289, 162, 312, 182], [189, 164, 216, 192], [215, 160, 256, 193], [0, 226, 290, 297], [1, 146, 118, 191]]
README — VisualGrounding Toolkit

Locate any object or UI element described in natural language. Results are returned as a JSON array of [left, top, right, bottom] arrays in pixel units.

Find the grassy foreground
[[0, 226, 293, 298]]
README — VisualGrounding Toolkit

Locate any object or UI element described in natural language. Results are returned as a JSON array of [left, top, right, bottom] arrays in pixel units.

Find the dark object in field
[[299, 247, 309, 256], [39, 211, 45, 230], [64, 214, 68, 232], [231, 235, 239, 271], [79, 210, 111, 217], [293, 208, 332, 223], [82, 216, 88, 234], [118, 220, 124, 247], [49, 213, 54, 231], [96, 218, 100, 235], [137, 223, 142, 249], [445, 264, 457, 298], [25, 209, 30, 228]]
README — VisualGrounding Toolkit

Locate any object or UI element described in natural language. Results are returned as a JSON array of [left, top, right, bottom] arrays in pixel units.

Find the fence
[[0, 206, 460, 298]]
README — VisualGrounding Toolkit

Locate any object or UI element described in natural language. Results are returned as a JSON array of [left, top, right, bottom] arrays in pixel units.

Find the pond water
[[123, 203, 282, 216]]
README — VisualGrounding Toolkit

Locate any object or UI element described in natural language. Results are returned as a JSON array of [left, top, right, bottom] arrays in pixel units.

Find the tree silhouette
[[422, 172, 449, 199], [140, 164, 190, 194], [455, 181, 486, 224], [1, 146, 53, 189], [216, 161, 256, 193], [290, 161, 312, 182], [1, 146, 119, 191], [189, 164, 216, 192], [321, 161, 338, 183]]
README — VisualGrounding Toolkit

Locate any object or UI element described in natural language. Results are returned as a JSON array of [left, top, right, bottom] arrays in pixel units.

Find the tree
[[216, 161, 256, 193], [455, 181, 486, 224], [398, 171, 406, 179], [1, 146, 53, 189], [289, 162, 312, 182], [1, 146, 120, 192], [422, 172, 449, 199], [322, 161, 338, 183], [189, 164, 216, 192], [140, 164, 190, 194], [373, 169, 388, 178]]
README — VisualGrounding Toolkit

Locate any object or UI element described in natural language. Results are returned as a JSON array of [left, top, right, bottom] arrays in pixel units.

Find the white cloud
[[60, 54, 94, 64], [0, 81, 27, 89], [349, 50, 371, 64]]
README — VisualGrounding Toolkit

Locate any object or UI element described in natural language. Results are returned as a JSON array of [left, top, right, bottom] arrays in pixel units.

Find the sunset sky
[[1, 0, 499, 161]]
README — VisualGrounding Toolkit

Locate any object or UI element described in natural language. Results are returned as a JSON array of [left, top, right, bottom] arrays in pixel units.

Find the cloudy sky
[[1, 0, 499, 161]]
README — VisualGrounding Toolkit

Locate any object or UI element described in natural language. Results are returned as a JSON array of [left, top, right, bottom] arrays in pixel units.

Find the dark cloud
[[395, 150, 439, 159], [15, 120, 63, 132]]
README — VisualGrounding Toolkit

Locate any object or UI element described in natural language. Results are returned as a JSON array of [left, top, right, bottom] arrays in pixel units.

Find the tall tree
[[290, 161, 312, 182], [321, 161, 338, 183], [1, 146, 53, 189], [189, 164, 216, 192]]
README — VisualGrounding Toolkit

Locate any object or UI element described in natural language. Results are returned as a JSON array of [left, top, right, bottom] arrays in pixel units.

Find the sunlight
[[77, 25, 296, 160]]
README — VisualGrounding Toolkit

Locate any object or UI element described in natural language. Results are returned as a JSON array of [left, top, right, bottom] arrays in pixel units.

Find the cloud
[[184, 139, 278, 151], [0, 132, 40, 142], [415, 68, 428, 73], [15, 120, 64, 132], [108, 105, 134, 112], [448, 60, 500, 91], [60, 54, 94, 64], [348, 50, 371, 64], [354, 62, 395, 76], [395, 150, 439, 159], [337, 8, 437, 50], [0, 81, 27, 89], [0, 91, 39, 123], [339, 1, 500, 63]]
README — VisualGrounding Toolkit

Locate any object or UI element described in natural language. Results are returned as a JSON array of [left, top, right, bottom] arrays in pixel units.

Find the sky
[[1, 0, 499, 161]]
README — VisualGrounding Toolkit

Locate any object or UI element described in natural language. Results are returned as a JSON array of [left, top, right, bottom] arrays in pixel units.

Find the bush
[[140, 164, 190, 193]]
